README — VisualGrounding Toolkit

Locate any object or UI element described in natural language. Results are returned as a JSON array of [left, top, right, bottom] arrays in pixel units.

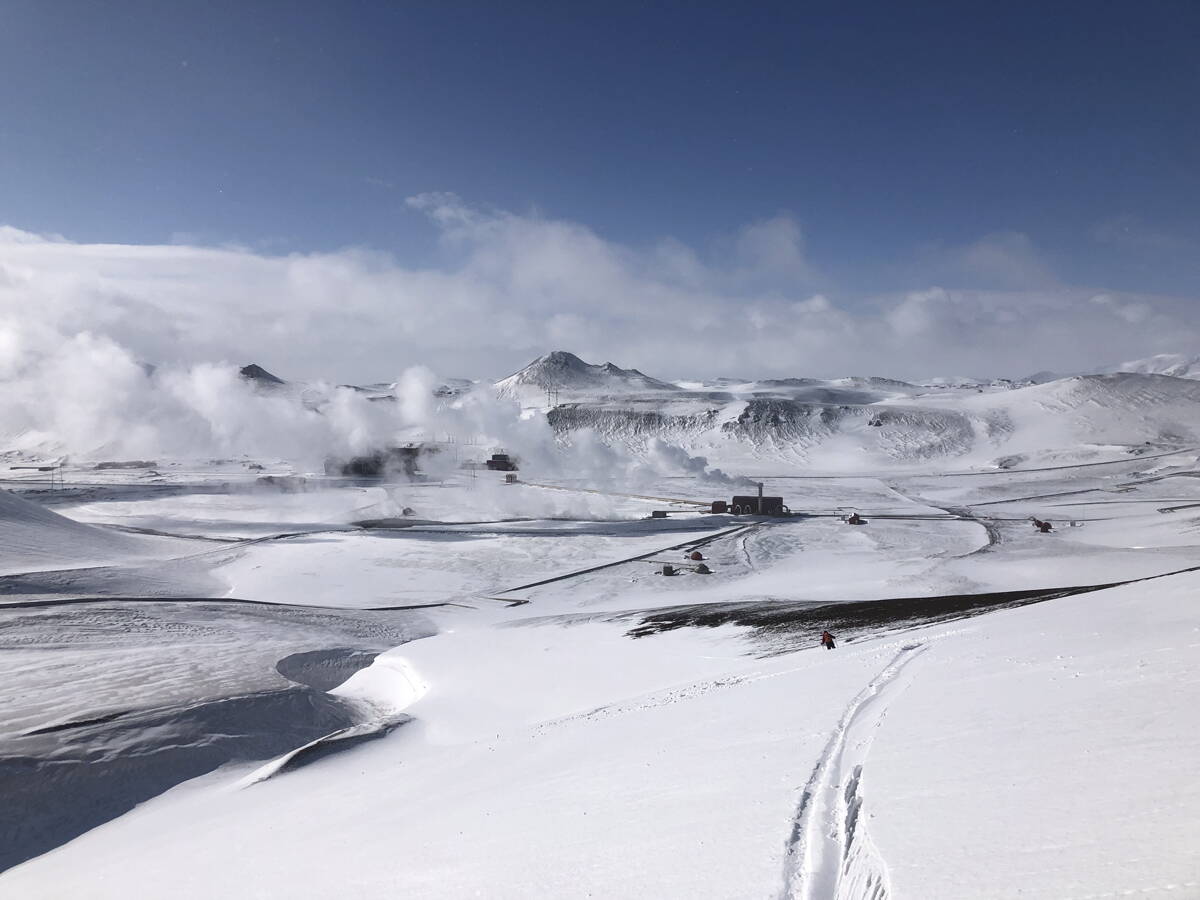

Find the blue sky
[[0, 1, 1198, 379]]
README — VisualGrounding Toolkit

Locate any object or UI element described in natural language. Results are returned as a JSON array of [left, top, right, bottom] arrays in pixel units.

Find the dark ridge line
[[495, 522, 766, 595], [626, 584, 1117, 637], [355, 517, 543, 529], [23, 710, 133, 736], [626, 561, 1200, 639], [967, 487, 1109, 508], [98, 524, 243, 543]]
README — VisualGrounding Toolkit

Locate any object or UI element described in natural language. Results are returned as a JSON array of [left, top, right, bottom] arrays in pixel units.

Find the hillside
[[544, 370, 1200, 471], [0, 489, 169, 575], [1104, 352, 1200, 379]]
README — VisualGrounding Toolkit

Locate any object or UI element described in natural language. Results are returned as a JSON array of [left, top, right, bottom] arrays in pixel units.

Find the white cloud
[[957, 231, 1056, 288], [886, 288, 953, 338], [0, 199, 1197, 397], [903, 231, 1059, 292], [1090, 293, 1154, 325], [733, 214, 815, 282]]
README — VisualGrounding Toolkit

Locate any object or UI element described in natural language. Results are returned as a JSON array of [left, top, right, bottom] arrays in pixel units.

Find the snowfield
[[2, 355, 1199, 898]]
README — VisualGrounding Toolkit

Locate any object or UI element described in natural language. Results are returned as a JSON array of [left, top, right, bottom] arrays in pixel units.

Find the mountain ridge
[[495, 351, 681, 401]]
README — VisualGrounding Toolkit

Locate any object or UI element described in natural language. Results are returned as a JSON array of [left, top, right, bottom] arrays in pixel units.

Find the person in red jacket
[[821, 630, 836, 650]]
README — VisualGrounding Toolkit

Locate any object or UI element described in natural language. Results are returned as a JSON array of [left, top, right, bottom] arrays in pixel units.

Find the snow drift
[[0, 488, 163, 575]]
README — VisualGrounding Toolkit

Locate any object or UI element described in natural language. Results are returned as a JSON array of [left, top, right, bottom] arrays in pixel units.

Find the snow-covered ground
[[2, 359, 1200, 897]]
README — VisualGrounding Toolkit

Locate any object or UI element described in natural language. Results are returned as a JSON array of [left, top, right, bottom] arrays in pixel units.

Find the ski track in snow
[[779, 643, 928, 900], [1063, 882, 1200, 900], [529, 635, 954, 741]]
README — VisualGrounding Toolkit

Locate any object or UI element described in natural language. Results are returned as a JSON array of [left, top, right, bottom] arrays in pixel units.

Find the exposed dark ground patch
[[624, 582, 1127, 651], [497, 522, 762, 596], [22, 710, 133, 736]]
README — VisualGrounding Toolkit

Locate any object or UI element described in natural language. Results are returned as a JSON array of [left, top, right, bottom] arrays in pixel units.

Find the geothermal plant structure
[[712, 483, 789, 516]]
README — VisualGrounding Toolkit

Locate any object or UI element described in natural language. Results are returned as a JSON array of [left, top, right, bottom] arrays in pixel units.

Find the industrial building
[[713, 484, 789, 516], [324, 444, 435, 478], [486, 452, 518, 471]]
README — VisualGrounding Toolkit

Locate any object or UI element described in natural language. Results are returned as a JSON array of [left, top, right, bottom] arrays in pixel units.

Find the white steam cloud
[[0, 324, 738, 508]]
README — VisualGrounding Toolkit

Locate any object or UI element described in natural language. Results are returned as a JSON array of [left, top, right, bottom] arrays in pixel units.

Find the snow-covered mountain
[[229, 353, 1200, 470], [543, 369, 1200, 470], [9, 347, 1200, 471], [495, 351, 681, 402], [1104, 352, 1200, 379]]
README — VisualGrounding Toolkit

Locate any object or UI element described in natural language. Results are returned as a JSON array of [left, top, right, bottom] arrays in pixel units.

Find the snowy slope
[[543, 371, 1200, 471], [493, 352, 1200, 471], [1104, 352, 1200, 379], [4, 568, 1196, 899], [867, 574, 1200, 899], [0, 488, 177, 575], [957, 373, 1200, 458], [4, 354, 1200, 898]]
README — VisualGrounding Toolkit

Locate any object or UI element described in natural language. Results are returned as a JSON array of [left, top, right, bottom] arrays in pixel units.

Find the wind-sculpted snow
[[0, 599, 432, 872], [0, 686, 359, 872], [964, 373, 1200, 453], [1020, 372, 1200, 412], [0, 489, 178, 576]]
